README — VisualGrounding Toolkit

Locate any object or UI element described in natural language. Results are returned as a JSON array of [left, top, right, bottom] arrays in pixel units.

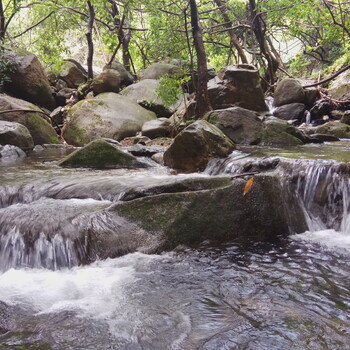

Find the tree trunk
[[189, 0, 211, 119], [213, 0, 248, 64], [0, 0, 5, 41], [249, 0, 279, 88], [86, 1, 95, 80]]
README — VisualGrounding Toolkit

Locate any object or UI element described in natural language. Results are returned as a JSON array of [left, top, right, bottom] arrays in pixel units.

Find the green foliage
[[0, 48, 17, 88], [156, 73, 190, 108]]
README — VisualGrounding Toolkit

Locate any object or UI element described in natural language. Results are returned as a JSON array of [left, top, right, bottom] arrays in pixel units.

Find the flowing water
[[0, 145, 350, 349]]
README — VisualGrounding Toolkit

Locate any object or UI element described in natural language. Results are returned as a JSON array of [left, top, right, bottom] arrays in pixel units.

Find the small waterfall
[[0, 230, 80, 271], [265, 96, 277, 114], [305, 110, 311, 124], [206, 151, 350, 237], [293, 161, 350, 233]]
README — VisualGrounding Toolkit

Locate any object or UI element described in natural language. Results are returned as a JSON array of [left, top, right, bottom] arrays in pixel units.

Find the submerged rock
[[164, 120, 235, 172], [62, 92, 156, 146], [59, 139, 148, 169]]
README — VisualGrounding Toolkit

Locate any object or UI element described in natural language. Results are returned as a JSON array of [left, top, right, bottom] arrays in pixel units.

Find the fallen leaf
[[243, 177, 254, 196]]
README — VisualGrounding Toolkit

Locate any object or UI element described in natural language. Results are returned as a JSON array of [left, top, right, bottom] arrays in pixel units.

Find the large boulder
[[328, 69, 350, 101], [273, 78, 305, 107], [0, 94, 60, 145], [109, 174, 307, 251], [62, 92, 157, 146], [138, 62, 180, 80], [91, 69, 121, 95], [164, 120, 235, 172], [207, 65, 266, 112], [59, 139, 148, 169], [103, 60, 134, 86], [204, 107, 263, 145], [4, 53, 56, 110], [273, 103, 306, 121], [0, 120, 34, 150], [314, 122, 350, 138], [260, 118, 307, 146], [120, 79, 182, 117], [57, 60, 87, 88]]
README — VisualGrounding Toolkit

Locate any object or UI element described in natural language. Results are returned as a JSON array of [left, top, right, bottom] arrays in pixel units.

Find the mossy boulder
[[108, 174, 307, 250], [0, 94, 59, 145], [62, 92, 157, 146], [120, 79, 182, 117], [4, 53, 56, 110], [59, 139, 148, 169], [164, 120, 235, 172], [314, 122, 350, 138], [204, 107, 263, 145], [260, 118, 307, 146], [0, 120, 34, 150]]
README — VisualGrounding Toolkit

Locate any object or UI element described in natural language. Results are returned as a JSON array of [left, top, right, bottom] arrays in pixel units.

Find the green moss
[[59, 139, 144, 169]]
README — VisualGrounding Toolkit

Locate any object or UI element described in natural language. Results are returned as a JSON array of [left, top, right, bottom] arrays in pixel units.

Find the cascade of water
[[294, 161, 350, 233], [305, 110, 311, 124], [0, 229, 80, 271]]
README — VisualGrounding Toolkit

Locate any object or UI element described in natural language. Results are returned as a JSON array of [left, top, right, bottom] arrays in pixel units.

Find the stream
[[0, 144, 349, 350]]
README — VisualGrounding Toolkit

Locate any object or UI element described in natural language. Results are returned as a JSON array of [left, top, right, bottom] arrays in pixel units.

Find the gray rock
[[274, 78, 305, 107], [141, 118, 170, 138], [103, 60, 134, 86], [164, 120, 235, 172], [121, 79, 182, 117], [57, 60, 87, 88], [0, 120, 34, 150], [138, 62, 180, 80], [127, 143, 166, 157], [260, 118, 307, 146], [59, 139, 148, 169], [4, 53, 56, 110], [62, 92, 156, 146], [110, 173, 307, 250], [304, 88, 320, 107], [204, 107, 263, 145], [56, 88, 75, 106], [0, 144, 26, 160], [0, 94, 60, 145], [273, 103, 306, 121], [340, 110, 350, 125], [207, 65, 266, 112], [91, 69, 121, 95], [328, 69, 350, 100]]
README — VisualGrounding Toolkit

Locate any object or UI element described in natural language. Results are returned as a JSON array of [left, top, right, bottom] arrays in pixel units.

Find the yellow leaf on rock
[[243, 177, 254, 196]]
